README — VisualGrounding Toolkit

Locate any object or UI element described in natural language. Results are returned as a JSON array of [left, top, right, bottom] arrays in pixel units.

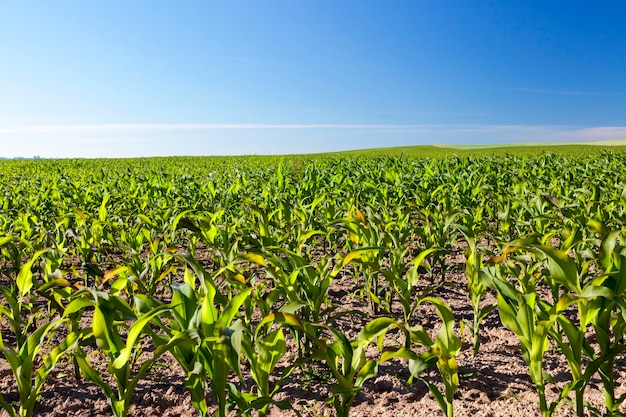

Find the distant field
[[334, 140, 626, 157], [580, 139, 626, 146]]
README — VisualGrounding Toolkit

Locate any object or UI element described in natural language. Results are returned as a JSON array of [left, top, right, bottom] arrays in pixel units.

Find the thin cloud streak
[[352, 124, 626, 143], [2, 124, 626, 141], [2, 124, 626, 159], [0, 123, 454, 134], [558, 126, 626, 141]]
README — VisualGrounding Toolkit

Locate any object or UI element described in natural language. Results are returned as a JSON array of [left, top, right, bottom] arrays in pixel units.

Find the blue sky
[[1, 1, 625, 158]]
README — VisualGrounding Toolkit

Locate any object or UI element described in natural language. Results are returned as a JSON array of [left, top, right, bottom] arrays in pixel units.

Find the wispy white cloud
[[517, 88, 621, 96], [359, 124, 626, 143], [2, 123, 626, 158], [553, 126, 626, 141], [0, 123, 443, 134], [444, 125, 626, 143], [445, 124, 574, 134], [2, 123, 626, 141]]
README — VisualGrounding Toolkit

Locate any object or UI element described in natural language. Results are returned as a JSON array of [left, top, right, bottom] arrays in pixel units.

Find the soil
[[1, 247, 625, 417]]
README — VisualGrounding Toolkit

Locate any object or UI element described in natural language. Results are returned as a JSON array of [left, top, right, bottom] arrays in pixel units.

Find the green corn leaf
[[73, 347, 117, 402], [220, 288, 253, 327], [63, 297, 95, 317], [256, 312, 306, 336], [358, 317, 396, 345], [171, 283, 199, 329], [342, 247, 383, 266], [422, 297, 461, 354], [381, 347, 418, 363], [112, 303, 174, 370], [17, 249, 49, 297], [535, 245, 580, 293], [354, 359, 378, 388], [496, 292, 523, 340], [98, 194, 110, 223], [92, 306, 119, 354]]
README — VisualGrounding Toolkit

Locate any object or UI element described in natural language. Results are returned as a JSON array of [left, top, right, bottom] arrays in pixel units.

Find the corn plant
[[460, 234, 495, 356], [480, 245, 565, 417], [152, 278, 209, 416], [315, 318, 395, 417], [585, 226, 626, 415], [64, 288, 182, 417], [415, 202, 459, 282], [0, 250, 80, 417], [162, 255, 253, 417], [382, 298, 461, 417], [240, 250, 346, 359], [343, 246, 440, 335], [479, 235, 624, 417], [526, 243, 610, 417], [265, 312, 400, 417], [337, 207, 391, 315], [520, 226, 626, 417], [235, 317, 297, 417], [245, 248, 342, 324]]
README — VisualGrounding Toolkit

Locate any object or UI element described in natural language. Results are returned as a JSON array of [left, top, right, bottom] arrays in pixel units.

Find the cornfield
[[0, 150, 625, 417]]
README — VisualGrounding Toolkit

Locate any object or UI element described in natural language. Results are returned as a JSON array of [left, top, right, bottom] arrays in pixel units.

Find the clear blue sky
[[1, 1, 625, 158]]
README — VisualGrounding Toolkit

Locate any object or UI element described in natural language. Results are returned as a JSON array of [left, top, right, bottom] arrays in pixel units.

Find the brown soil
[[0, 249, 624, 417]]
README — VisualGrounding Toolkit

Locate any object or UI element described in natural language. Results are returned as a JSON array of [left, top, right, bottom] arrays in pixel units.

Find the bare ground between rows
[[1, 247, 625, 417]]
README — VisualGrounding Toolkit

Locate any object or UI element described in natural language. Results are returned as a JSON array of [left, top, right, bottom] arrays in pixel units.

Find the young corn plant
[[342, 246, 440, 337], [461, 234, 495, 356], [501, 226, 626, 417], [245, 248, 342, 324], [163, 255, 254, 417], [240, 250, 345, 360], [342, 204, 444, 328], [0, 250, 80, 417], [480, 247, 562, 417], [316, 318, 395, 417], [152, 277, 208, 416], [382, 298, 461, 417], [585, 226, 626, 415], [479, 239, 618, 417], [266, 313, 399, 417], [337, 208, 389, 315], [193, 284, 252, 417], [415, 203, 459, 283], [524, 242, 608, 417], [235, 317, 297, 417], [64, 288, 183, 417]]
